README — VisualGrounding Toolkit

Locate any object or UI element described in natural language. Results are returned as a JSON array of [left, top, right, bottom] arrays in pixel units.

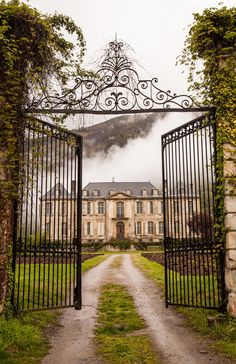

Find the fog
[[82, 112, 199, 188]]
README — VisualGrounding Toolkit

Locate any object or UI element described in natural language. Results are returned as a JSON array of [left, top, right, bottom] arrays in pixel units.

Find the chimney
[[71, 180, 76, 193]]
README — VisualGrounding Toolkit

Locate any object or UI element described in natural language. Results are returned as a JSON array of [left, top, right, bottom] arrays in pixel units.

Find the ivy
[[0, 0, 87, 315], [180, 6, 236, 243]]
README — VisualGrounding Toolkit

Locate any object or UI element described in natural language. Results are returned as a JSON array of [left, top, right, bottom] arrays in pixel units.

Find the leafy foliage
[[180, 6, 236, 242], [0, 0, 86, 198]]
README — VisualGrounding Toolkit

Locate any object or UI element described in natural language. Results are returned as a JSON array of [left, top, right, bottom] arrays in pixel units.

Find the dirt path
[[42, 254, 231, 364]]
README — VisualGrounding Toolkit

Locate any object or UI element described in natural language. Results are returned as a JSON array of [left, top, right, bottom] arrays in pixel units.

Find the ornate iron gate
[[162, 115, 226, 310], [12, 119, 82, 311], [9, 39, 225, 313]]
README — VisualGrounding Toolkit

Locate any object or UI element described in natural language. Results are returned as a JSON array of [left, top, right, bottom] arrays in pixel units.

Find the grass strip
[[0, 254, 107, 364], [133, 253, 236, 360], [95, 283, 160, 364], [82, 254, 107, 273], [132, 253, 165, 290]]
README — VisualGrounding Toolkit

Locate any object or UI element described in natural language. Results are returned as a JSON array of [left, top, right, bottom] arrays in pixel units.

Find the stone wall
[[224, 143, 236, 317]]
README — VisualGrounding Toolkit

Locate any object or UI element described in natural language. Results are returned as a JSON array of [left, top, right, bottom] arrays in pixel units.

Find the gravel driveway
[[42, 254, 231, 364]]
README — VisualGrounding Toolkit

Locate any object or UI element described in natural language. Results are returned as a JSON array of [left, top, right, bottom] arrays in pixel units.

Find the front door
[[116, 222, 125, 239]]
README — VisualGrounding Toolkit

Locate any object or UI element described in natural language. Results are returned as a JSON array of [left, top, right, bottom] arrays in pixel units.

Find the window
[[174, 221, 179, 235], [149, 201, 153, 214], [46, 202, 52, 215], [87, 202, 91, 215], [98, 222, 105, 236], [137, 201, 143, 214], [61, 202, 67, 215], [62, 222, 67, 236], [116, 202, 124, 218], [87, 222, 91, 236], [93, 189, 99, 196], [174, 200, 179, 214], [160, 201, 163, 214], [126, 189, 132, 195], [142, 189, 147, 196], [188, 200, 193, 214], [136, 221, 142, 235], [98, 201, 104, 214], [83, 190, 88, 196], [159, 221, 164, 234], [46, 223, 50, 234], [148, 221, 154, 234]]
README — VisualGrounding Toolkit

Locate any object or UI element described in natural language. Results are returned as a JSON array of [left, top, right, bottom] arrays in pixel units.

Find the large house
[[41, 180, 200, 244], [82, 181, 164, 243]]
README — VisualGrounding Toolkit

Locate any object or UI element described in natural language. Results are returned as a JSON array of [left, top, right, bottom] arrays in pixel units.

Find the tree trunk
[[0, 149, 15, 314]]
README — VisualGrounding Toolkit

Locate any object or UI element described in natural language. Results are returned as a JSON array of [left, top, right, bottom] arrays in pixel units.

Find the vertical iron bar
[[162, 137, 168, 307], [75, 136, 83, 309]]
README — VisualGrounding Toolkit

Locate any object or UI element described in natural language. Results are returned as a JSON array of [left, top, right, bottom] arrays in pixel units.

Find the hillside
[[75, 113, 166, 158]]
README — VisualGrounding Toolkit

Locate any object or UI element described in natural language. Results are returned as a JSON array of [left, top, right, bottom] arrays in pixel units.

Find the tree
[[0, 0, 86, 314], [187, 212, 214, 242]]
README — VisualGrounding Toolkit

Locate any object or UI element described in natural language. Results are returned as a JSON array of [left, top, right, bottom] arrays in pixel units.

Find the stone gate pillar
[[224, 143, 236, 317]]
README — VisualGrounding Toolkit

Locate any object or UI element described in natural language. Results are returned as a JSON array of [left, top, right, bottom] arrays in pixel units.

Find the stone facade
[[82, 182, 164, 243], [41, 180, 200, 245], [224, 144, 236, 317]]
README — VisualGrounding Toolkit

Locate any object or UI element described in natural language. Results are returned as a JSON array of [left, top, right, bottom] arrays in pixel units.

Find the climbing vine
[[180, 6, 236, 241], [0, 0, 87, 314], [0, 0, 88, 196]]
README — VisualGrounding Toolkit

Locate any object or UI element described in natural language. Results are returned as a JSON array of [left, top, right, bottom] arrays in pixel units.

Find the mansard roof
[[41, 182, 70, 200], [83, 181, 160, 198]]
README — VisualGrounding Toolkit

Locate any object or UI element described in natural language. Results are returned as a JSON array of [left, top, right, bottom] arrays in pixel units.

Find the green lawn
[[133, 254, 236, 360], [14, 254, 107, 311], [95, 283, 160, 364], [0, 255, 108, 364]]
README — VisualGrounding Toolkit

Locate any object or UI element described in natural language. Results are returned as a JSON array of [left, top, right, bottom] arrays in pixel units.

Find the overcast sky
[[27, 0, 235, 186], [29, 0, 234, 93]]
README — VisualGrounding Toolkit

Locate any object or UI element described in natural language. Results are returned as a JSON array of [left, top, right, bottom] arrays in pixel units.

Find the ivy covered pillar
[[224, 144, 236, 317], [180, 6, 236, 316]]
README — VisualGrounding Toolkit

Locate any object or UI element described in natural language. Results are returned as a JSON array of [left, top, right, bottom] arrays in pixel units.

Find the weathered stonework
[[224, 143, 236, 317]]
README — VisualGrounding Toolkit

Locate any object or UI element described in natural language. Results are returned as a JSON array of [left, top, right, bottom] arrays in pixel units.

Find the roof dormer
[[141, 188, 147, 196]]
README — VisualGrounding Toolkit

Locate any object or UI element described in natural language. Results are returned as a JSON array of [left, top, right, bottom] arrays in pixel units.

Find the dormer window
[[126, 189, 132, 195], [141, 189, 147, 196], [152, 189, 158, 196], [93, 189, 99, 196], [109, 188, 116, 195], [83, 190, 88, 196]]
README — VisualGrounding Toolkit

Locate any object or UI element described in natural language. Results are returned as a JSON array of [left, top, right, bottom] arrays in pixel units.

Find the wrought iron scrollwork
[[29, 40, 205, 114]]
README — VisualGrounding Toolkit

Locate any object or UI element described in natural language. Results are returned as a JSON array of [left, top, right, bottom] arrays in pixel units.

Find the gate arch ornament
[[30, 40, 212, 114]]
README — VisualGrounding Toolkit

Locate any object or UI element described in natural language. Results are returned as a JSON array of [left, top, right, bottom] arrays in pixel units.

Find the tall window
[[87, 222, 91, 236], [46, 202, 52, 215], [188, 200, 193, 214], [62, 222, 67, 236], [46, 223, 50, 235], [137, 201, 143, 214], [116, 202, 124, 218], [160, 201, 163, 214], [87, 202, 91, 215], [136, 221, 142, 235], [61, 202, 67, 215], [174, 200, 179, 214], [174, 221, 179, 235], [159, 221, 164, 234], [150, 201, 153, 214], [98, 201, 104, 214], [148, 221, 154, 234]]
